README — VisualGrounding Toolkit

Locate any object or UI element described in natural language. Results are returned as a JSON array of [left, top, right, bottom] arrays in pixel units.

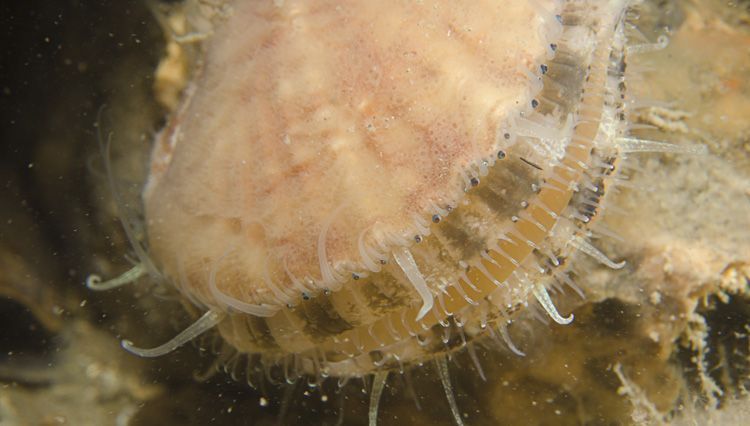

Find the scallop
[[88, 0, 707, 423]]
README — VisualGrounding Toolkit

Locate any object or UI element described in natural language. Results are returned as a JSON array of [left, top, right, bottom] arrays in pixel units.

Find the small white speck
[[259, 397, 269, 407]]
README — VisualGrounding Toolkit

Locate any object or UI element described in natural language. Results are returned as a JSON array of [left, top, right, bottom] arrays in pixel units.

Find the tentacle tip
[[85, 274, 102, 289], [612, 261, 627, 270], [121, 339, 165, 358], [121, 339, 138, 353], [558, 313, 574, 325], [121, 337, 158, 358], [416, 303, 432, 321]]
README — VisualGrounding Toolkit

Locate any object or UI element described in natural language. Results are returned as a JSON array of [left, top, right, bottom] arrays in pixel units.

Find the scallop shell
[[129, 0, 657, 381]]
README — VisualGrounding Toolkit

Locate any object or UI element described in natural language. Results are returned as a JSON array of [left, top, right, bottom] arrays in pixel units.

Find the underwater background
[[1, 0, 750, 425]]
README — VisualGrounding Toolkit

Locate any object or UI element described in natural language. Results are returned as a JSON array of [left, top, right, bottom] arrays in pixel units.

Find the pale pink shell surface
[[145, 0, 557, 311]]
